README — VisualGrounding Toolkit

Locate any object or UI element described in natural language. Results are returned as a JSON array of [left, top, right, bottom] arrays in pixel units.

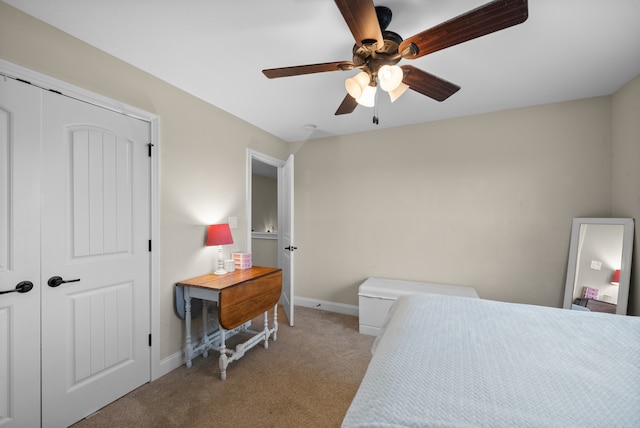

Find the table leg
[[263, 311, 269, 349], [273, 304, 278, 341], [184, 286, 193, 369], [218, 327, 228, 381], [202, 300, 209, 358]]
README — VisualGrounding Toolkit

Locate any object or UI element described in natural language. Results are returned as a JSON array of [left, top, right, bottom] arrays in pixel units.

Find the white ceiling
[[5, 0, 640, 143]]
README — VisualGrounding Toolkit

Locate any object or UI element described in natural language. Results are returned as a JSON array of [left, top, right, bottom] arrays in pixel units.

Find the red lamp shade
[[611, 269, 621, 285], [206, 224, 233, 246]]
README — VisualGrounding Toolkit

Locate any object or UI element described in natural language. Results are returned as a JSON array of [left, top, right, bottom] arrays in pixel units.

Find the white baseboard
[[295, 297, 358, 317], [358, 324, 381, 337], [156, 351, 184, 379]]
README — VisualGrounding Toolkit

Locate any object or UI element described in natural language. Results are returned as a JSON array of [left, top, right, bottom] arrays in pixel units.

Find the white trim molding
[[295, 297, 358, 317]]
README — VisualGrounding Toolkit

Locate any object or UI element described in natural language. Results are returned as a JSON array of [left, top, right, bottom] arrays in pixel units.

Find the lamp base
[[213, 246, 227, 275]]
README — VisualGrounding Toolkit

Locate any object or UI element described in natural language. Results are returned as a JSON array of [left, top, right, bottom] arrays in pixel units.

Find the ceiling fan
[[262, 0, 528, 117]]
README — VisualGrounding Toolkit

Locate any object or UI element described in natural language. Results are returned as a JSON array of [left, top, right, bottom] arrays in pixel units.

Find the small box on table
[[232, 252, 252, 269], [582, 286, 599, 299]]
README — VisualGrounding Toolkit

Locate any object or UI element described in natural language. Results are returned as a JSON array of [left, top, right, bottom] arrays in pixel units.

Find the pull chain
[[373, 87, 380, 125]]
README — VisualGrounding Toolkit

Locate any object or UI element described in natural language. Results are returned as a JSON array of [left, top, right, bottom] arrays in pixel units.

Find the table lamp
[[611, 269, 621, 285], [206, 224, 234, 275]]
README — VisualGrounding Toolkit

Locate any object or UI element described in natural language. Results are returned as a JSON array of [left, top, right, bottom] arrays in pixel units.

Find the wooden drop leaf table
[[176, 266, 282, 380]]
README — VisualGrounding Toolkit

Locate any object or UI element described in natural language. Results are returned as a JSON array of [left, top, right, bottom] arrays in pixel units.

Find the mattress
[[342, 294, 640, 428]]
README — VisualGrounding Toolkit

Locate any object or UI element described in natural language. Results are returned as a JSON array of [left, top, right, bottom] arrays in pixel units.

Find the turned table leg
[[218, 327, 228, 381], [202, 300, 209, 358], [184, 287, 193, 368], [262, 311, 269, 349], [273, 304, 278, 341]]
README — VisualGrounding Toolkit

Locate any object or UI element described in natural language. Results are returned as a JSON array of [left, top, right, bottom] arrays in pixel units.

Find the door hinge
[[148, 143, 154, 157], [148, 334, 152, 347], [148, 240, 152, 252]]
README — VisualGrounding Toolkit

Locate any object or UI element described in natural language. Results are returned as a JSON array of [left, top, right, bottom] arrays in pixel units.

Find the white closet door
[[40, 91, 151, 427], [0, 76, 42, 428]]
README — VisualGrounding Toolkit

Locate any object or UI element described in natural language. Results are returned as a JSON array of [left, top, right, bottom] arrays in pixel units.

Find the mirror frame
[[563, 217, 634, 315]]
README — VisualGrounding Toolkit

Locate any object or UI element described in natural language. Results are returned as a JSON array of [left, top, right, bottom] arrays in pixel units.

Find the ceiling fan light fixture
[[263, 0, 529, 118], [378, 65, 404, 92], [356, 84, 377, 107], [388, 82, 409, 102], [345, 71, 370, 99]]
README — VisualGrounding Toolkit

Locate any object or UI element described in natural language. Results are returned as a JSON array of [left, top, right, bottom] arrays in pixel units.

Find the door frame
[[0, 60, 162, 381], [246, 150, 285, 263], [246, 149, 293, 324]]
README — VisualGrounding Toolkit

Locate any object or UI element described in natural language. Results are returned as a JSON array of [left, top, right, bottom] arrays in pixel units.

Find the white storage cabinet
[[358, 277, 480, 336]]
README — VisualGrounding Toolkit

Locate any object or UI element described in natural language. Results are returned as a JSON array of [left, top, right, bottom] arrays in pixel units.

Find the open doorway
[[250, 158, 279, 266], [246, 150, 295, 325]]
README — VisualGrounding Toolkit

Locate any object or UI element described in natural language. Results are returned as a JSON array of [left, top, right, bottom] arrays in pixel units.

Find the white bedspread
[[343, 294, 640, 427]]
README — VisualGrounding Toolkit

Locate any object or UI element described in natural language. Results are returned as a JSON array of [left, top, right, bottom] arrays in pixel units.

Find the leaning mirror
[[563, 218, 634, 315]]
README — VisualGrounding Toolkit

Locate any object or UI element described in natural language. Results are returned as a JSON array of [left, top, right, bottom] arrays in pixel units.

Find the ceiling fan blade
[[334, 0, 384, 50], [399, 0, 528, 59], [401, 65, 460, 102], [335, 94, 358, 115], [263, 61, 354, 79]]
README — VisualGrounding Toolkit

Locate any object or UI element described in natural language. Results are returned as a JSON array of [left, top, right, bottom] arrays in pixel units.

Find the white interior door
[[280, 155, 295, 326], [40, 90, 151, 426], [0, 76, 42, 428], [248, 151, 294, 326]]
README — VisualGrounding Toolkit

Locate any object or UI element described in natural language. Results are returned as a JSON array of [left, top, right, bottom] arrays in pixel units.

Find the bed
[[342, 294, 640, 427]]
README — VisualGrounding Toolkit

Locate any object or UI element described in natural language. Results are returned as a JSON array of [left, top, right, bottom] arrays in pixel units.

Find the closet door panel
[[0, 78, 42, 428], [40, 90, 151, 427]]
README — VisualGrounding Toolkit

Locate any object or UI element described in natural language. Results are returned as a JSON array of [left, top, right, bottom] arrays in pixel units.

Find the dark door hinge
[[148, 334, 152, 347], [148, 143, 154, 157], [148, 240, 152, 252]]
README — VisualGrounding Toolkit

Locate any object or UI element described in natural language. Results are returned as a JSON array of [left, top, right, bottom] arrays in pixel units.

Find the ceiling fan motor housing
[[353, 30, 404, 79], [375, 6, 393, 30]]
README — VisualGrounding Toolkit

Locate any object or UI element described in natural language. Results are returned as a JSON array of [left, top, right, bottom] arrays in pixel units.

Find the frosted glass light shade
[[378, 65, 403, 92], [345, 71, 370, 99], [389, 82, 409, 102], [356, 85, 377, 107]]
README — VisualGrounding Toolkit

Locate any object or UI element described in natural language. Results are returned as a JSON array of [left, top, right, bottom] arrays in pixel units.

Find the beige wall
[[293, 97, 617, 308], [612, 74, 640, 314], [252, 175, 278, 232], [2, 0, 639, 371], [292, 76, 640, 314], [251, 238, 279, 268], [0, 2, 290, 360], [251, 174, 279, 267]]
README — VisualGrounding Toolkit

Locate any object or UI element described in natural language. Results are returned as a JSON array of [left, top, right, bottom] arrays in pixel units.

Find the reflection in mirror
[[563, 218, 634, 315]]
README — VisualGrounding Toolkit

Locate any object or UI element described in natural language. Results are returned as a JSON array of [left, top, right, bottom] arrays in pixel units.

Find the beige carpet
[[71, 305, 375, 428]]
